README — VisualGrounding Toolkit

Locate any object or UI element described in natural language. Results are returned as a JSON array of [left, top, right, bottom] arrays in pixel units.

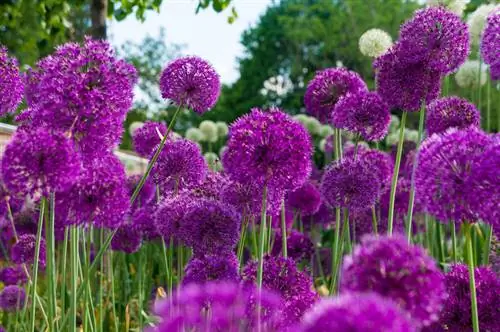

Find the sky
[[109, 0, 273, 84]]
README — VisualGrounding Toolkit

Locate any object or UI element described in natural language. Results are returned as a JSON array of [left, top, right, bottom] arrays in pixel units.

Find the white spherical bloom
[[319, 124, 334, 138], [389, 115, 400, 133], [204, 152, 222, 171], [304, 116, 322, 135], [467, 4, 499, 44], [129, 121, 144, 136], [215, 121, 229, 137], [199, 120, 218, 142], [293, 114, 309, 126], [404, 129, 419, 143], [185, 127, 205, 142], [319, 138, 327, 152], [427, 0, 470, 16], [359, 29, 393, 58], [386, 132, 400, 146], [455, 60, 487, 88]]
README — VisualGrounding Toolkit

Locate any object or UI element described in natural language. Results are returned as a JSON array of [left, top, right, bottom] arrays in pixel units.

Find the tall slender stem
[[387, 111, 407, 235], [329, 207, 341, 295], [30, 198, 46, 332], [70, 226, 79, 332], [237, 217, 249, 269], [331, 209, 349, 294], [451, 221, 457, 263], [486, 76, 491, 132], [371, 206, 378, 235], [257, 186, 268, 289], [435, 222, 445, 264], [46, 193, 57, 332], [281, 201, 287, 258], [465, 223, 479, 332], [482, 225, 492, 266]]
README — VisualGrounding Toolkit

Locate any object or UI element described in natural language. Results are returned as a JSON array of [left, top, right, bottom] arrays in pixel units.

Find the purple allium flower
[[151, 281, 283, 332], [185, 171, 229, 201], [152, 138, 208, 194], [1, 128, 81, 197], [0, 325, 5, 332], [159, 56, 220, 114], [242, 255, 319, 324], [321, 158, 381, 212], [304, 201, 333, 226], [272, 230, 314, 262], [374, 46, 441, 112], [223, 107, 313, 192], [111, 223, 142, 254], [286, 182, 321, 217], [11, 234, 46, 268], [0, 265, 27, 285], [415, 128, 493, 223], [341, 234, 446, 328], [332, 91, 391, 141], [180, 199, 240, 256], [24, 38, 137, 155], [398, 7, 470, 74], [59, 153, 129, 228], [127, 174, 155, 210], [0, 178, 23, 217], [12, 210, 38, 237], [437, 264, 499, 331], [0, 285, 26, 312], [183, 253, 239, 285], [304, 68, 368, 123], [155, 194, 194, 240], [132, 121, 168, 158], [131, 205, 159, 241], [299, 292, 416, 332], [480, 9, 500, 80], [0, 46, 23, 116], [426, 97, 480, 136]]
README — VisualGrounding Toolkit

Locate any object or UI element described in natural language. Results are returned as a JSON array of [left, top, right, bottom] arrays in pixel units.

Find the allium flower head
[[399, 6, 470, 74], [242, 255, 318, 324], [299, 292, 416, 332], [426, 96, 480, 136], [0, 46, 23, 116], [204, 152, 221, 171], [11, 234, 46, 268], [272, 230, 314, 262], [304, 68, 368, 123], [481, 9, 500, 80], [131, 205, 158, 240], [180, 199, 240, 256], [132, 121, 167, 158], [359, 29, 393, 58], [304, 201, 333, 226], [341, 235, 446, 328], [199, 120, 218, 142], [321, 158, 381, 212], [0, 285, 26, 312], [427, 0, 470, 17], [318, 124, 334, 138], [185, 170, 228, 201], [155, 194, 194, 240], [152, 138, 208, 193], [215, 121, 229, 137], [467, 4, 499, 44], [2, 128, 81, 197], [455, 60, 487, 87], [160, 56, 220, 114], [332, 91, 391, 141], [304, 116, 322, 135], [111, 223, 142, 253], [437, 264, 499, 331], [415, 127, 493, 222], [223, 107, 313, 192], [0, 265, 28, 285], [183, 253, 239, 285], [184, 127, 205, 142], [286, 182, 321, 216], [127, 174, 155, 210]]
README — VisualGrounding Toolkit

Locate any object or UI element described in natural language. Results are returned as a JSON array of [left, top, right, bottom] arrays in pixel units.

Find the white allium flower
[[404, 129, 419, 143], [359, 29, 393, 58], [185, 127, 205, 142], [319, 124, 334, 138], [455, 60, 487, 88], [467, 4, 499, 44], [204, 152, 222, 171], [386, 132, 399, 146], [427, 0, 470, 16], [129, 121, 144, 136], [215, 121, 229, 137], [199, 120, 218, 143], [293, 114, 309, 126], [319, 138, 327, 152], [304, 116, 322, 135], [389, 115, 400, 134]]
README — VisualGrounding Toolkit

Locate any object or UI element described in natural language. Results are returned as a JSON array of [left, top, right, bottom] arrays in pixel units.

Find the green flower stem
[[161, 238, 171, 293], [267, 215, 273, 254], [237, 216, 249, 268], [486, 76, 491, 132], [435, 222, 445, 265], [281, 201, 287, 258], [387, 111, 407, 235], [451, 221, 457, 263], [69, 226, 79, 332], [30, 197, 46, 332], [482, 225, 492, 265], [465, 223, 480, 332], [371, 206, 378, 235], [477, 60, 482, 110], [329, 207, 341, 295], [109, 252, 119, 332], [46, 193, 57, 332], [331, 208, 349, 294], [257, 186, 268, 289], [138, 247, 145, 329], [251, 218, 258, 257]]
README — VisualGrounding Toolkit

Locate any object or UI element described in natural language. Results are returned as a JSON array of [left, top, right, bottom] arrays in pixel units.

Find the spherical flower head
[[152, 138, 208, 193], [0, 265, 28, 285], [204, 152, 222, 171], [389, 114, 401, 133], [183, 253, 239, 285], [304, 116, 322, 135], [160, 56, 220, 114], [0, 285, 26, 312], [11, 234, 46, 268], [286, 182, 321, 216], [332, 91, 390, 141], [427, 0, 470, 17], [131, 205, 159, 241], [399, 7, 469, 74], [59, 153, 130, 228], [272, 230, 314, 262], [467, 4, 499, 44], [304, 68, 368, 123], [199, 120, 218, 143], [0, 46, 23, 116], [293, 114, 309, 126], [185, 127, 205, 142], [186, 170, 229, 201], [426, 96, 480, 136], [132, 121, 167, 158], [455, 60, 487, 88], [318, 124, 334, 138], [223, 107, 313, 192], [359, 28, 393, 58], [155, 194, 194, 240], [321, 158, 381, 212], [127, 174, 155, 210], [180, 199, 240, 256], [415, 127, 493, 223], [480, 9, 500, 80], [242, 256, 318, 325], [2, 128, 81, 198], [300, 292, 416, 332], [111, 223, 142, 254], [341, 234, 446, 328], [304, 201, 333, 226], [374, 45, 442, 112], [437, 264, 499, 331], [215, 121, 229, 137]]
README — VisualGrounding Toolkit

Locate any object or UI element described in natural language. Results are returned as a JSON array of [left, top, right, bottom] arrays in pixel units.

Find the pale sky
[[109, 0, 273, 84]]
